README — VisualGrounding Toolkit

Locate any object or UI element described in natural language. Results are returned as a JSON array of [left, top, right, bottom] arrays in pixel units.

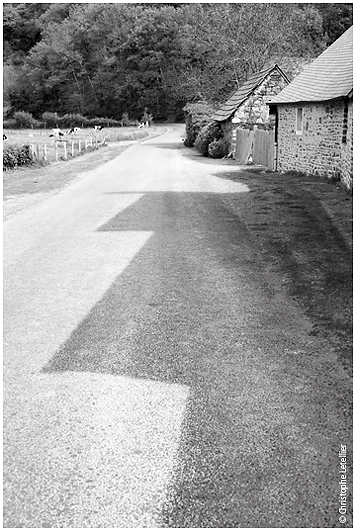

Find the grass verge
[[217, 167, 353, 374]]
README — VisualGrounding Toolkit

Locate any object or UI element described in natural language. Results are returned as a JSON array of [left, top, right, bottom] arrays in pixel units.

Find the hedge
[[194, 121, 224, 157], [4, 111, 131, 130], [183, 102, 216, 147], [208, 138, 230, 159], [3, 144, 35, 170]]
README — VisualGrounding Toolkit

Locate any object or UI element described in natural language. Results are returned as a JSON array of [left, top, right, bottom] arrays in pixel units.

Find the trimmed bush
[[3, 144, 35, 170], [194, 121, 223, 157], [208, 138, 229, 159]]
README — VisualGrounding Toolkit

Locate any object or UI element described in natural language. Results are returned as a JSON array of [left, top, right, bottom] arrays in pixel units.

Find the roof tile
[[271, 26, 353, 104], [212, 65, 289, 121]]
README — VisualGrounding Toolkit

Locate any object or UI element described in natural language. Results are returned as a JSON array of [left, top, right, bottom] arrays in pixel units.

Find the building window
[[296, 108, 303, 135], [342, 99, 349, 143]]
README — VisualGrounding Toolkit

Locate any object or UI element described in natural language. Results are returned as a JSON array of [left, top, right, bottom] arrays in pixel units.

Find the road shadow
[[42, 189, 352, 527]]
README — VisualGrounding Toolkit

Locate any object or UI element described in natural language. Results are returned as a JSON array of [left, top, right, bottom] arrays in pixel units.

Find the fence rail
[[29, 135, 104, 163]]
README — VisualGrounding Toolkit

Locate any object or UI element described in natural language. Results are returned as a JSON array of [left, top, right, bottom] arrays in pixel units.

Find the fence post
[[43, 143, 47, 161], [85, 138, 88, 149], [31, 144, 36, 159], [55, 141, 59, 162], [90, 136, 93, 147], [71, 141, 74, 157], [274, 142, 277, 171], [78, 139, 82, 152], [231, 128, 237, 157], [63, 142, 67, 160], [36, 143, 40, 160]]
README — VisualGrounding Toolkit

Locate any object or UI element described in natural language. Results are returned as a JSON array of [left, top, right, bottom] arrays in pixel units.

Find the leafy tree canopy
[[3, 3, 353, 121]]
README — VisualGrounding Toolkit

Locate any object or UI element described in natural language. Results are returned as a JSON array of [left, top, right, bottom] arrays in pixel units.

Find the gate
[[234, 126, 276, 170], [252, 128, 276, 170]]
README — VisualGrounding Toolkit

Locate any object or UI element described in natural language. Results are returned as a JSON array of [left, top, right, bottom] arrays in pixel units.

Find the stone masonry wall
[[340, 100, 353, 190], [233, 70, 289, 125], [277, 100, 353, 189], [220, 68, 289, 153]]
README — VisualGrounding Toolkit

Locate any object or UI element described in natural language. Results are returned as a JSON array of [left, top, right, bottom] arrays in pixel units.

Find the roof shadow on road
[[41, 187, 352, 527], [42, 191, 260, 381], [41, 190, 319, 526]]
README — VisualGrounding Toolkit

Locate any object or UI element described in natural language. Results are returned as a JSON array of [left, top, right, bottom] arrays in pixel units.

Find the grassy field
[[4, 126, 153, 164], [3, 126, 166, 220]]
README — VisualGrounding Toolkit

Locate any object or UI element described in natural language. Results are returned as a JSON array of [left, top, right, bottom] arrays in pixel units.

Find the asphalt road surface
[[3, 126, 352, 528]]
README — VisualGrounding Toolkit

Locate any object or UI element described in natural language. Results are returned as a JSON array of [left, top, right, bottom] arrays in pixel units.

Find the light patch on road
[[4, 219, 190, 526], [4, 372, 189, 528], [4, 230, 152, 379], [3, 191, 145, 267]]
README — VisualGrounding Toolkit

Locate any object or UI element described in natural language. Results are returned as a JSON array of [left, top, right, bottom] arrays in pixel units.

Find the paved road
[[4, 126, 352, 528]]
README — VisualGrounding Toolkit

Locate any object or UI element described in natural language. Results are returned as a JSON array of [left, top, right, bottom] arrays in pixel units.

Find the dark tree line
[[3, 3, 353, 122]]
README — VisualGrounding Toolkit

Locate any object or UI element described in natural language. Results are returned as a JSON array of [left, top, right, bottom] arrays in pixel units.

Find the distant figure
[[93, 125, 103, 132], [68, 127, 81, 134], [3, 133, 8, 141]]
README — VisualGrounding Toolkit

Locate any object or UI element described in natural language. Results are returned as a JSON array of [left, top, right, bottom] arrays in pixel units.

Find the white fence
[[29, 135, 105, 163]]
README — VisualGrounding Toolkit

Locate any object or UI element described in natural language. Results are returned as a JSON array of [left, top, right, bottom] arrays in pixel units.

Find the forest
[[3, 3, 353, 122]]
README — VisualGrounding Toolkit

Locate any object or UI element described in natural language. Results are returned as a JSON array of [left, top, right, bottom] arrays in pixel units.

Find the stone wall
[[277, 99, 353, 189], [340, 99, 353, 190], [232, 70, 289, 125], [220, 68, 288, 154]]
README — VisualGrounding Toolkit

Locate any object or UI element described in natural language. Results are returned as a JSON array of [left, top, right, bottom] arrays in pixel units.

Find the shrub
[[208, 138, 230, 159], [13, 111, 40, 129], [41, 112, 60, 128], [183, 102, 216, 147], [121, 112, 130, 126], [3, 144, 35, 170], [3, 146, 17, 170], [141, 107, 153, 125], [3, 119, 17, 129], [194, 121, 223, 157], [59, 113, 87, 128]]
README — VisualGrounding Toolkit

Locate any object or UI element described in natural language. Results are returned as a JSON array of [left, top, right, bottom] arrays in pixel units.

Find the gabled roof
[[271, 26, 353, 104], [212, 64, 290, 122]]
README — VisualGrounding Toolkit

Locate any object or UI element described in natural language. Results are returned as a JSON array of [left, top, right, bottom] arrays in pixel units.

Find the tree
[[4, 3, 352, 121], [316, 3, 353, 44]]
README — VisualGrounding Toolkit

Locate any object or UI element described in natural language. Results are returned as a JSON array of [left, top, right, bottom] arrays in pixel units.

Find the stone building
[[270, 26, 353, 189], [212, 64, 290, 152]]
